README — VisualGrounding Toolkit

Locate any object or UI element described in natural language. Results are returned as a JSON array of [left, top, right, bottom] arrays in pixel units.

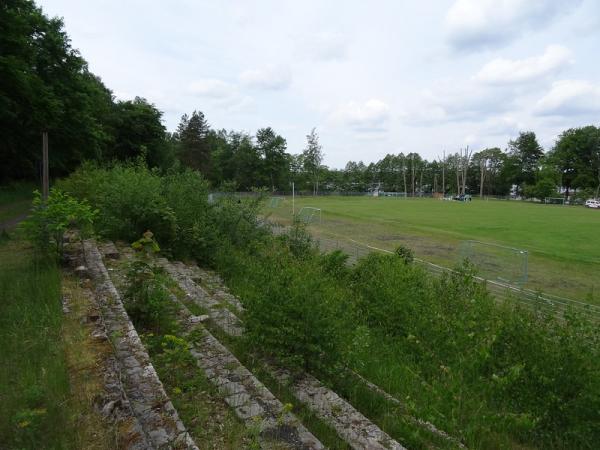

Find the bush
[[161, 169, 214, 262], [219, 243, 351, 375], [21, 189, 96, 257], [351, 252, 432, 338]]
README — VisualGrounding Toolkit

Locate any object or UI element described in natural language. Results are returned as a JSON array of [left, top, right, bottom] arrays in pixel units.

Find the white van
[[584, 199, 600, 208]]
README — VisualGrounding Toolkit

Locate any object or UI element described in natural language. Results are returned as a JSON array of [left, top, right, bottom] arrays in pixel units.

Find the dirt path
[[0, 213, 28, 232]]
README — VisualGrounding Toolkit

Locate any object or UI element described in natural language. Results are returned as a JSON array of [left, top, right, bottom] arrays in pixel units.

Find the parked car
[[584, 199, 600, 208]]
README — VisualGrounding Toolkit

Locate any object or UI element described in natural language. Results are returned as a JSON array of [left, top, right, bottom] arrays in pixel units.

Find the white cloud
[[535, 79, 600, 115], [239, 65, 291, 90], [330, 99, 390, 132], [188, 78, 234, 98], [404, 82, 513, 125], [474, 45, 572, 84], [187, 78, 253, 112], [445, 0, 581, 50], [299, 31, 347, 61]]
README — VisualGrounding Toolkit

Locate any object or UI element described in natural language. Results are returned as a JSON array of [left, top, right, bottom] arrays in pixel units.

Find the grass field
[[268, 196, 600, 303]]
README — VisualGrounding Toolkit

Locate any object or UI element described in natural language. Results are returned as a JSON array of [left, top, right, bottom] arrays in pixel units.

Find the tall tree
[[176, 110, 211, 174], [507, 131, 544, 194], [256, 127, 289, 192], [108, 97, 167, 167], [0, 0, 115, 182], [549, 126, 600, 199], [302, 128, 324, 195]]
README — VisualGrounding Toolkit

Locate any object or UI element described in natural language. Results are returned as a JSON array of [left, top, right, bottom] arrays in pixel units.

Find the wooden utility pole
[[42, 131, 49, 201]]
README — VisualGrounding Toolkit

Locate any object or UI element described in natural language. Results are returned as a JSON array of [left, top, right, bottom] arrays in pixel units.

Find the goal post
[[459, 240, 528, 287], [268, 196, 284, 208], [298, 207, 322, 224], [544, 197, 565, 205], [381, 192, 407, 198]]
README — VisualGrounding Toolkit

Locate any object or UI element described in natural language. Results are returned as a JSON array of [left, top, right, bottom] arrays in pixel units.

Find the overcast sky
[[38, 0, 600, 168]]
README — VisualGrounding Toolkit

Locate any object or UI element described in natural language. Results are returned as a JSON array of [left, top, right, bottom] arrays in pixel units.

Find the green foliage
[[21, 189, 96, 257], [394, 244, 414, 264], [0, 240, 72, 448], [522, 178, 558, 200], [176, 111, 211, 175], [131, 230, 160, 256], [217, 242, 351, 375], [62, 162, 177, 245], [161, 169, 213, 262], [124, 259, 174, 333], [351, 253, 432, 337], [279, 217, 315, 259], [319, 249, 350, 280]]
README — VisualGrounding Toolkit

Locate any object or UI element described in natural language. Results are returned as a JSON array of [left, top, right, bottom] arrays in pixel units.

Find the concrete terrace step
[[106, 242, 323, 449], [160, 256, 407, 450], [84, 240, 198, 450]]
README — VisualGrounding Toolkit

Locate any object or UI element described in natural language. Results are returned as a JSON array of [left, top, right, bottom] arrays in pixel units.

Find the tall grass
[[0, 240, 72, 448], [0, 182, 34, 224]]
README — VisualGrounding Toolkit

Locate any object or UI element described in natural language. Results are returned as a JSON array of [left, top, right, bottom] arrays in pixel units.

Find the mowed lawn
[[270, 196, 600, 302]]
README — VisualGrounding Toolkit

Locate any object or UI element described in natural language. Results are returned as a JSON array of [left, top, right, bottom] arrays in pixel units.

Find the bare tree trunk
[[441, 151, 446, 196], [479, 157, 486, 198], [456, 154, 461, 196], [411, 156, 415, 197], [419, 170, 423, 196], [461, 146, 472, 196], [403, 169, 407, 195]]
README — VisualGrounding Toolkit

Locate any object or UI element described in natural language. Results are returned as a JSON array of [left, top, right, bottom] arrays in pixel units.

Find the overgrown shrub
[[58, 162, 176, 246], [218, 243, 351, 375], [124, 259, 174, 333], [21, 189, 96, 257], [351, 252, 432, 338], [278, 217, 316, 260], [161, 169, 215, 262]]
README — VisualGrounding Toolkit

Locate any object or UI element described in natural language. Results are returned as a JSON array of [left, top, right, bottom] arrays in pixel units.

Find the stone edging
[[83, 240, 198, 449]]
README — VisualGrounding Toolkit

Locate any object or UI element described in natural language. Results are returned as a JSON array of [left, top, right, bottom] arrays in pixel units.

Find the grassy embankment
[[0, 183, 34, 226], [0, 195, 116, 448], [268, 196, 600, 302]]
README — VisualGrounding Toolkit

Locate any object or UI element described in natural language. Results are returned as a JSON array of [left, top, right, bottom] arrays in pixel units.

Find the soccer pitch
[[269, 196, 600, 304]]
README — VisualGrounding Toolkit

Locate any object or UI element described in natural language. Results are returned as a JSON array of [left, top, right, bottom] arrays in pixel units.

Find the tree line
[[2, 0, 599, 200]]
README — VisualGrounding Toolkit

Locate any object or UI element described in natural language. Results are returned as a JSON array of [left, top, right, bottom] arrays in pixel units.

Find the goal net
[[268, 196, 284, 208], [298, 207, 322, 224], [381, 192, 407, 198], [459, 240, 528, 287], [545, 197, 565, 205]]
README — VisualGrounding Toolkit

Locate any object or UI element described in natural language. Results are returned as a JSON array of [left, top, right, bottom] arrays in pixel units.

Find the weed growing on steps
[[21, 189, 96, 258]]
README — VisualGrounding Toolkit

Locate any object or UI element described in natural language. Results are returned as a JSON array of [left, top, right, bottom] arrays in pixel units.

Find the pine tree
[[177, 110, 211, 174]]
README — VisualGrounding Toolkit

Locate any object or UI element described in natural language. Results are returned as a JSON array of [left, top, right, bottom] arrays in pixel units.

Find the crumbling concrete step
[[157, 257, 244, 336], [188, 329, 324, 450], [83, 240, 198, 450], [166, 258, 407, 450]]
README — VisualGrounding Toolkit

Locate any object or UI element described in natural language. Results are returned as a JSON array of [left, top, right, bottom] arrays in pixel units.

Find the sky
[[38, 0, 600, 168]]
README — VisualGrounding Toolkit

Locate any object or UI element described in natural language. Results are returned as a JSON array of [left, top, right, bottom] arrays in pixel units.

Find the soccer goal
[[459, 240, 528, 287], [382, 192, 407, 198], [545, 197, 565, 205], [298, 207, 322, 224], [268, 196, 284, 208]]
